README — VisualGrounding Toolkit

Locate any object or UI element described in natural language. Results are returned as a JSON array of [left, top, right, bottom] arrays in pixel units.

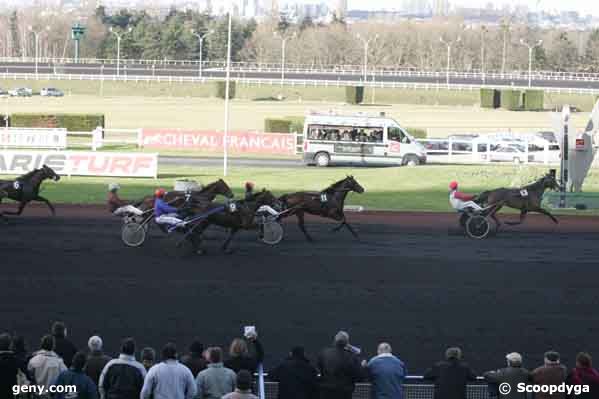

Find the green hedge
[[264, 118, 292, 133], [405, 127, 427, 139], [345, 86, 364, 104], [10, 113, 105, 130], [501, 90, 522, 111], [480, 89, 500, 108], [215, 81, 236, 99], [523, 90, 544, 111]]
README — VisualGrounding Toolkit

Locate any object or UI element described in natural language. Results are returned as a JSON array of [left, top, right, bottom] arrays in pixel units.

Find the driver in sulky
[[448, 181, 482, 211], [107, 183, 144, 216]]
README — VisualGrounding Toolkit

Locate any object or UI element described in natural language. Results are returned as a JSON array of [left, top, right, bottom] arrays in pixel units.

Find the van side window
[[388, 127, 410, 144]]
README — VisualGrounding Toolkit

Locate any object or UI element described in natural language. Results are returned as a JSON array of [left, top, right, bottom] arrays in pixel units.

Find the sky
[[346, 0, 598, 15]]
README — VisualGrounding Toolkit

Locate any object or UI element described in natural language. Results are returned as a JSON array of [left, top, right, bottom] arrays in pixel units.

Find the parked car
[[9, 87, 33, 97], [448, 134, 478, 151], [489, 146, 534, 164], [40, 87, 64, 97], [0, 88, 8, 96]]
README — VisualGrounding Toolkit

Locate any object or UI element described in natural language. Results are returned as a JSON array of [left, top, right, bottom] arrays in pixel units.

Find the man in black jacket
[[424, 347, 477, 399], [484, 352, 530, 399], [52, 321, 78, 368], [85, 335, 112, 387], [317, 331, 363, 399], [0, 333, 18, 398], [99, 338, 147, 399], [180, 339, 207, 378], [270, 347, 318, 399]]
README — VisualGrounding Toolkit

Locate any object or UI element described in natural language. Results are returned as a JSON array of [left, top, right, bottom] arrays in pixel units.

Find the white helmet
[[108, 182, 120, 192]]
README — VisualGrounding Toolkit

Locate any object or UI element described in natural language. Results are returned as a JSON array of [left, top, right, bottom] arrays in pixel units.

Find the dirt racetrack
[[1, 206, 598, 374]]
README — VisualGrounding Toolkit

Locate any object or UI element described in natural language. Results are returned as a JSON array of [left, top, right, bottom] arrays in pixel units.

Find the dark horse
[[477, 173, 561, 226], [190, 189, 279, 253], [278, 175, 365, 241], [138, 178, 234, 212], [0, 165, 61, 221]]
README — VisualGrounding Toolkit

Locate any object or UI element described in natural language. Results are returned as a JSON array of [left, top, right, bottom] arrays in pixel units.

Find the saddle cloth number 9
[[228, 202, 237, 212]]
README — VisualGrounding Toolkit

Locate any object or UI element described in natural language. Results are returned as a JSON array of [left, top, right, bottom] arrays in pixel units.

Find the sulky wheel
[[261, 221, 284, 245], [121, 222, 147, 247], [465, 215, 491, 240]]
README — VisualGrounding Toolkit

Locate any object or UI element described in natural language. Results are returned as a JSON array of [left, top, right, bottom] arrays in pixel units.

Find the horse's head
[[42, 165, 61, 182], [215, 178, 234, 198], [344, 175, 365, 194], [254, 189, 277, 206], [541, 173, 560, 191]]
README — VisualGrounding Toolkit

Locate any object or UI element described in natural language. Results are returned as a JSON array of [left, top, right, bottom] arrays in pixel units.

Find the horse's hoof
[[196, 249, 207, 256]]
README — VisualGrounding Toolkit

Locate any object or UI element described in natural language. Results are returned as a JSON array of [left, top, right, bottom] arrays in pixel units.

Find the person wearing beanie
[[567, 352, 599, 399], [84, 336, 112, 387], [180, 338, 207, 378], [531, 351, 568, 399], [269, 346, 318, 399], [53, 351, 98, 399], [424, 346, 477, 399], [317, 331, 363, 399], [222, 370, 259, 399], [484, 352, 530, 399], [52, 321, 78, 368]]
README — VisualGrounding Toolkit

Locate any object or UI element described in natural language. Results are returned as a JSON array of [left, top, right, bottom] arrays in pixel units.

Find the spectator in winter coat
[[85, 336, 112, 387], [140, 343, 197, 399], [27, 335, 68, 392], [141, 347, 156, 371], [317, 331, 363, 399], [181, 339, 208, 378], [423, 347, 477, 399], [531, 351, 568, 399], [12, 335, 33, 384], [222, 370, 259, 399], [483, 352, 530, 399], [567, 352, 599, 399], [0, 332, 19, 398], [195, 347, 236, 399], [269, 346, 318, 399], [225, 338, 264, 374], [98, 338, 146, 399], [365, 343, 408, 399], [53, 351, 98, 399], [52, 322, 78, 368]]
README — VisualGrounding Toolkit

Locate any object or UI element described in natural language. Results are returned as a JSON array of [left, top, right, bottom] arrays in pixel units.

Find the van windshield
[[388, 127, 411, 144]]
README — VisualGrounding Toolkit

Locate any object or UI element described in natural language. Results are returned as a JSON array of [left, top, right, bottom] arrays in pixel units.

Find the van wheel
[[404, 155, 420, 167], [315, 152, 330, 167]]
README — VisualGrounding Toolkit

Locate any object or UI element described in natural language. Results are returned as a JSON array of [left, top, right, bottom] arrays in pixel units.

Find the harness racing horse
[[476, 173, 561, 226], [138, 179, 235, 212], [0, 165, 61, 221], [190, 189, 279, 253], [278, 175, 365, 241]]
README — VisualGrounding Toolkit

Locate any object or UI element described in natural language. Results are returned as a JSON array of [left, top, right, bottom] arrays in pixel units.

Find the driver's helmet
[[154, 188, 166, 198], [449, 181, 458, 191], [108, 182, 120, 192], [245, 181, 255, 191]]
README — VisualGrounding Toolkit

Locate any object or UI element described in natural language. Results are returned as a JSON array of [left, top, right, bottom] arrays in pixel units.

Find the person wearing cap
[[448, 181, 482, 212], [317, 331, 363, 399], [107, 183, 143, 216], [364, 343, 408, 399], [531, 351, 568, 399], [84, 335, 112, 387], [483, 352, 530, 399], [423, 347, 477, 399], [154, 188, 184, 226], [269, 346, 318, 399]]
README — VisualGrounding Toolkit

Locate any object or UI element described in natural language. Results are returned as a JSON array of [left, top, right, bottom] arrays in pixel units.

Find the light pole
[[520, 38, 543, 88], [110, 26, 132, 77], [480, 25, 487, 83], [28, 26, 49, 76], [440, 36, 460, 85], [356, 33, 378, 82], [192, 29, 214, 78], [501, 19, 511, 74], [274, 31, 296, 83], [223, 8, 233, 177]]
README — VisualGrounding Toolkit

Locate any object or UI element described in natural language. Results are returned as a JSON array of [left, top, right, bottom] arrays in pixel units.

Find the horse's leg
[[505, 209, 528, 226], [535, 208, 559, 224], [296, 211, 314, 242], [222, 228, 238, 253], [34, 195, 55, 216], [344, 221, 359, 239]]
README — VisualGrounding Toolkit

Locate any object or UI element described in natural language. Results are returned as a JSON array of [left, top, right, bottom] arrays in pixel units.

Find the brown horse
[[476, 173, 561, 226], [0, 165, 60, 221], [278, 175, 365, 241], [137, 179, 234, 212]]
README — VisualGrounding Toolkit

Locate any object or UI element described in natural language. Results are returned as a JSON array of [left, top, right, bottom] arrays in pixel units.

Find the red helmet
[[449, 181, 458, 190], [155, 188, 166, 198], [245, 181, 255, 191]]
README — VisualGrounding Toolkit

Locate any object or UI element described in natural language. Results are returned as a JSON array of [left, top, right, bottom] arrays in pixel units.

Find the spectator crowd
[[0, 322, 598, 399]]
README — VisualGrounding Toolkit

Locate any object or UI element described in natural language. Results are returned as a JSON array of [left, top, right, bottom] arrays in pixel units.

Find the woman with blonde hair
[[224, 336, 264, 374]]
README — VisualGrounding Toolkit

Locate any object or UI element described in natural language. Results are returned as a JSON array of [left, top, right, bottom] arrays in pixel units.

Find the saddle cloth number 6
[[520, 189, 528, 197]]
